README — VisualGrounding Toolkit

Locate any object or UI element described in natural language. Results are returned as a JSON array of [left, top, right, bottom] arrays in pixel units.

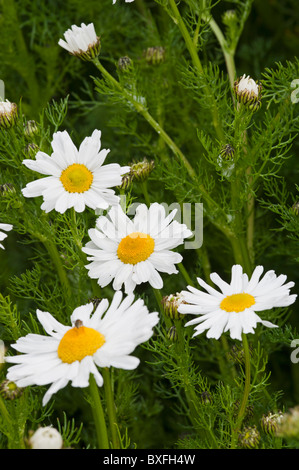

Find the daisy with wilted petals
[[178, 264, 297, 341], [58, 23, 100, 61], [83, 203, 193, 293], [6, 291, 159, 406], [0, 223, 13, 249], [22, 129, 130, 214]]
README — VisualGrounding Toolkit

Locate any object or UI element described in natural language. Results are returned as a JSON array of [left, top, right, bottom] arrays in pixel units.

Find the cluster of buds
[[28, 426, 63, 449], [144, 47, 166, 66], [119, 158, 155, 189], [234, 74, 262, 111], [276, 406, 299, 440], [238, 425, 260, 449], [161, 293, 186, 320], [261, 411, 284, 435], [58, 23, 101, 61], [0, 379, 24, 400], [0, 100, 18, 129], [219, 144, 235, 161]]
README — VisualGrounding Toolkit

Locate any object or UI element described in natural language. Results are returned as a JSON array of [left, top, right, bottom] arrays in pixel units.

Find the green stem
[[88, 374, 110, 449], [43, 239, 73, 306], [231, 333, 251, 448], [167, 0, 225, 141], [207, 17, 236, 88], [178, 262, 194, 286], [93, 57, 196, 180], [102, 368, 120, 449], [140, 181, 151, 207], [168, 0, 203, 74]]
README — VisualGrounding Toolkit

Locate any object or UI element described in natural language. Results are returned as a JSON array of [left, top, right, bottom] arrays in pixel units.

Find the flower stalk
[[88, 373, 110, 449]]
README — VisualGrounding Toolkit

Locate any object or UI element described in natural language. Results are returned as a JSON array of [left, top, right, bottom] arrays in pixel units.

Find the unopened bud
[[144, 47, 165, 65], [219, 144, 235, 161], [24, 143, 39, 158], [234, 74, 262, 111], [162, 293, 186, 320], [291, 201, 299, 215], [167, 326, 178, 342], [0, 379, 24, 400], [130, 158, 154, 183], [117, 56, 133, 71], [238, 425, 260, 449], [261, 411, 284, 435], [24, 120, 38, 138]]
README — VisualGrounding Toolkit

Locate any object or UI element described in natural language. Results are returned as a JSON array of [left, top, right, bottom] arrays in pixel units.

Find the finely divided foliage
[[0, 0, 298, 451]]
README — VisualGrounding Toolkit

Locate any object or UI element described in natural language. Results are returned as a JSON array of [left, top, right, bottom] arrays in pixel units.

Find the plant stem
[[168, 0, 203, 74], [207, 16, 236, 88], [88, 374, 110, 449], [43, 239, 73, 306], [231, 333, 251, 448], [102, 368, 120, 449], [167, 0, 225, 141]]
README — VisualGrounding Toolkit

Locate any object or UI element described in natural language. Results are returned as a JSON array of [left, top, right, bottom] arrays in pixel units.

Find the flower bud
[[117, 56, 133, 71], [24, 120, 38, 138], [167, 326, 178, 342], [29, 426, 63, 449], [200, 391, 213, 404], [238, 425, 260, 449], [0, 100, 18, 129], [261, 411, 284, 435], [291, 201, 299, 215], [0, 379, 24, 400], [129, 158, 154, 183], [144, 47, 165, 65], [162, 293, 186, 320], [0, 183, 16, 195], [222, 9, 238, 26], [24, 143, 39, 158], [119, 172, 133, 190], [219, 144, 235, 161], [234, 74, 262, 110]]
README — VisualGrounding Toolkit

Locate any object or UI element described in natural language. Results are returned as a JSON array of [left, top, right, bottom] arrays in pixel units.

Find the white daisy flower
[[22, 129, 130, 214], [178, 264, 297, 341], [6, 291, 159, 406], [82, 203, 193, 293], [58, 23, 100, 61], [0, 223, 13, 249]]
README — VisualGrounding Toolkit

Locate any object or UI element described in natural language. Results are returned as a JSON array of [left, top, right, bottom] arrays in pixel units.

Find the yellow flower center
[[117, 231, 155, 265], [57, 325, 105, 364], [220, 293, 255, 313], [60, 163, 93, 193]]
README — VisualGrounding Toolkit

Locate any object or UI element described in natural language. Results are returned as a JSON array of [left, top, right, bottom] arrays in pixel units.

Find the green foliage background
[[0, 0, 298, 449]]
